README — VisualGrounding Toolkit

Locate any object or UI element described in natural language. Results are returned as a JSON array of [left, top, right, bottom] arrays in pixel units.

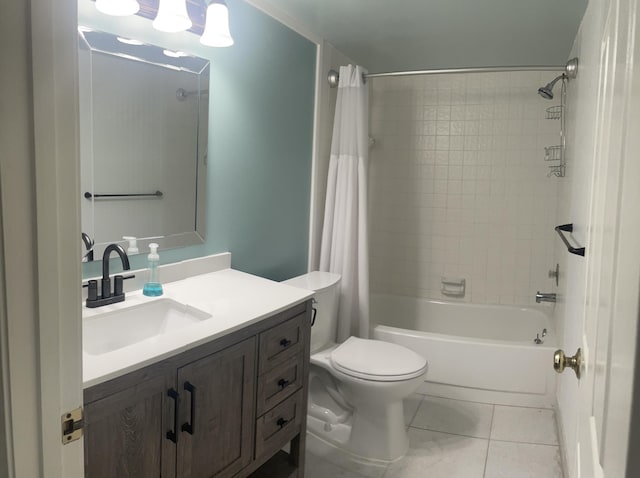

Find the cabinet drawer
[[255, 389, 304, 460], [256, 353, 304, 416], [258, 313, 305, 374]]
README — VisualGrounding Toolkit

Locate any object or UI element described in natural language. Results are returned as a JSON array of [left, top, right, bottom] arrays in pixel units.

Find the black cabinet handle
[[276, 417, 289, 429], [181, 381, 196, 435], [166, 388, 179, 444], [311, 307, 317, 327], [277, 378, 290, 390], [279, 338, 292, 348]]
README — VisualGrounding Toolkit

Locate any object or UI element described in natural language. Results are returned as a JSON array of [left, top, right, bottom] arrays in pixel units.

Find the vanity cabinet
[[83, 369, 175, 477], [83, 300, 311, 478], [176, 337, 256, 478]]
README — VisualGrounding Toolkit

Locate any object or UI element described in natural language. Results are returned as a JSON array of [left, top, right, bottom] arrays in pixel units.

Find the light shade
[[153, 0, 192, 33], [200, 1, 234, 47], [95, 0, 140, 16]]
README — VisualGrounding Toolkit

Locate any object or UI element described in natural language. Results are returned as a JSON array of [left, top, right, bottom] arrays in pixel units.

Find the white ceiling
[[257, 0, 589, 73]]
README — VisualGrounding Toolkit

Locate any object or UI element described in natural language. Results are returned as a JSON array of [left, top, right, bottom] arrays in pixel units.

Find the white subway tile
[[368, 72, 559, 307]]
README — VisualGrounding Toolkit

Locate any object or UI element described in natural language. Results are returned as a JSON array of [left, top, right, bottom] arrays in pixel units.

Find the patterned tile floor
[[305, 394, 564, 478]]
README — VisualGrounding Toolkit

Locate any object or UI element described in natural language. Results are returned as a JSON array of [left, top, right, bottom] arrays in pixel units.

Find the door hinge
[[61, 407, 84, 444]]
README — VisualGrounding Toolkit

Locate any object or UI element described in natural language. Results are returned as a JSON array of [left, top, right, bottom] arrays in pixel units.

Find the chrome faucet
[[86, 243, 134, 308], [81, 232, 94, 262], [535, 292, 557, 303]]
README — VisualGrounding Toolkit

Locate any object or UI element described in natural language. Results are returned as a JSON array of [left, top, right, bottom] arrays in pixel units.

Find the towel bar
[[555, 224, 585, 256]]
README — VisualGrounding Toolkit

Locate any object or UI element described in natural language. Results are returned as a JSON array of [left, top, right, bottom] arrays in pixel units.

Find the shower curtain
[[319, 64, 370, 341]]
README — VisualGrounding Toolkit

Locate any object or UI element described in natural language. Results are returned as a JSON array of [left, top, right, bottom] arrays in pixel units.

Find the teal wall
[[205, 0, 315, 281], [82, 0, 316, 282]]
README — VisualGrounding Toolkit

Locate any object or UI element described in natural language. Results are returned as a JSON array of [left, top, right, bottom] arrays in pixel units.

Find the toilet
[[283, 271, 427, 463]]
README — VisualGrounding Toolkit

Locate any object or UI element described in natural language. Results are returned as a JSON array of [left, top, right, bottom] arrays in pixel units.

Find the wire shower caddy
[[544, 82, 566, 177]]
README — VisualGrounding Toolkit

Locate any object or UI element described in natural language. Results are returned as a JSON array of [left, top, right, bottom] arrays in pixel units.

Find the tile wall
[[369, 71, 562, 306]]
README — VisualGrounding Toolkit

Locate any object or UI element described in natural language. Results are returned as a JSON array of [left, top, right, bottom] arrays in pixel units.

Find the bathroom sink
[[83, 298, 212, 356]]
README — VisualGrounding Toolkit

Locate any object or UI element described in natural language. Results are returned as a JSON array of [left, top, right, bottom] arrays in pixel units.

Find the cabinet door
[[177, 337, 256, 478], [84, 373, 176, 478]]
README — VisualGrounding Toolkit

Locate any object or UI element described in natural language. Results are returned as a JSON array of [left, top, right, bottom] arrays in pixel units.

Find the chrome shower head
[[537, 74, 565, 100]]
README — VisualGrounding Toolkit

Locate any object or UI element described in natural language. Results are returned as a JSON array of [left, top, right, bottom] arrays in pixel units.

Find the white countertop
[[83, 268, 313, 389]]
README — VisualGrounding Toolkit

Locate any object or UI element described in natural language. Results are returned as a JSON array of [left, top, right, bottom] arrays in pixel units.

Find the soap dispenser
[[123, 236, 139, 255], [142, 243, 163, 297]]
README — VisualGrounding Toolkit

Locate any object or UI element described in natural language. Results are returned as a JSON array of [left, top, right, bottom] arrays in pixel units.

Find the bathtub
[[371, 294, 557, 407]]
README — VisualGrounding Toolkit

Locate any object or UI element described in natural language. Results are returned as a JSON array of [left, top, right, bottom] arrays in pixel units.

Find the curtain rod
[[327, 65, 565, 88]]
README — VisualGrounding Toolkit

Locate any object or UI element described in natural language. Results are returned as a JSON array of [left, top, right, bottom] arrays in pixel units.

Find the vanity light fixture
[[153, 0, 192, 33], [200, 0, 234, 47], [117, 36, 145, 45], [163, 49, 189, 57], [95, 0, 140, 16]]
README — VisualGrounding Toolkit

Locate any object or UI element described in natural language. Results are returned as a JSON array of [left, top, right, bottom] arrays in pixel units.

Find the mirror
[[78, 27, 209, 259]]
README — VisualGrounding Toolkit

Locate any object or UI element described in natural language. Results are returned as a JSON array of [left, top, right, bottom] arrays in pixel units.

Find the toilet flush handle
[[310, 298, 318, 326]]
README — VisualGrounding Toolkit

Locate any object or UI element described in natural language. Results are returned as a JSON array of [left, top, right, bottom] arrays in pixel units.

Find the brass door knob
[[554, 348, 582, 379]]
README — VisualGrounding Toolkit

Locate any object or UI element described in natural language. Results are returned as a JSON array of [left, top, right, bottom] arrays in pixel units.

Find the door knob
[[553, 348, 582, 379]]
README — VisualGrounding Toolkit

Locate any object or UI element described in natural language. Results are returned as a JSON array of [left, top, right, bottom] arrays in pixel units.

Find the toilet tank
[[282, 271, 341, 353]]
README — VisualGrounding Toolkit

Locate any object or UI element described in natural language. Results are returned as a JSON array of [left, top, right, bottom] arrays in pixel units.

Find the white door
[[1, 0, 85, 476], [571, 0, 640, 476], [32, 0, 86, 474]]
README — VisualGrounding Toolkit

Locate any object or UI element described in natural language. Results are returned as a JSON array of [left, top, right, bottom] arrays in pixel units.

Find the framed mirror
[[78, 27, 209, 260]]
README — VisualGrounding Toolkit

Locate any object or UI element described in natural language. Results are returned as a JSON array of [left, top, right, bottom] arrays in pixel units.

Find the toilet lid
[[330, 337, 427, 382]]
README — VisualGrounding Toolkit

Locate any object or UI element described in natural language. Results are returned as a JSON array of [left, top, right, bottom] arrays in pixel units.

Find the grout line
[[422, 393, 554, 410], [408, 425, 490, 441], [483, 404, 495, 478], [489, 438, 560, 447], [491, 402, 556, 411], [406, 394, 425, 428]]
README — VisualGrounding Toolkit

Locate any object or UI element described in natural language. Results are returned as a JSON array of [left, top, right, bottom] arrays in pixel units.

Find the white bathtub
[[371, 294, 557, 407]]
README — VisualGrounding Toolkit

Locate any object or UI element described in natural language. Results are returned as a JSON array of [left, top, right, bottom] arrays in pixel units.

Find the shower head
[[537, 58, 579, 99], [538, 74, 565, 100]]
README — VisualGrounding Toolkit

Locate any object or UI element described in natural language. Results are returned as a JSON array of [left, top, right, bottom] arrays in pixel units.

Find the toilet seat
[[330, 337, 427, 382]]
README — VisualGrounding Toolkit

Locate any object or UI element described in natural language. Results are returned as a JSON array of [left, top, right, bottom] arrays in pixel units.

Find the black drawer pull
[[277, 378, 290, 389], [276, 417, 289, 429], [166, 388, 179, 444], [181, 381, 196, 435], [279, 338, 292, 348]]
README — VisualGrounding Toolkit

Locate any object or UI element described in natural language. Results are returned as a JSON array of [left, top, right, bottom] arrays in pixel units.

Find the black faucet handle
[[113, 274, 136, 296], [87, 280, 98, 301], [114, 276, 123, 296]]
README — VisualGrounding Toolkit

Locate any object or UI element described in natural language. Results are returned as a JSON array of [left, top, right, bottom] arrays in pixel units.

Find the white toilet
[[283, 271, 427, 463]]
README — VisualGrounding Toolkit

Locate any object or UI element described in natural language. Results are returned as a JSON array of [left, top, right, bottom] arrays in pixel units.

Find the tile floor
[[305, 394, 564, 478]]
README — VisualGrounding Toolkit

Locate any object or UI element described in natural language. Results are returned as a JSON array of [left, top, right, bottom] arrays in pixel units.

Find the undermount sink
[[83, 298, 213, 356]]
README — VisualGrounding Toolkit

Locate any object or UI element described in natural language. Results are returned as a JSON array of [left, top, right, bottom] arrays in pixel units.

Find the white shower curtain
[[319, 64, 370, 341]]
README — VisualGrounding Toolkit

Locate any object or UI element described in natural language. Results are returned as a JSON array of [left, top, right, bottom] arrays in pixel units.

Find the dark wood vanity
[[83, 300, 312, 478]]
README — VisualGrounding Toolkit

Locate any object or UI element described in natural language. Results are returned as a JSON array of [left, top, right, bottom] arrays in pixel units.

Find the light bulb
[[200, 1, 234, 47], [95, 0, 140, 16], [153, 0, 192, 33], [117, 37, 144, 45]]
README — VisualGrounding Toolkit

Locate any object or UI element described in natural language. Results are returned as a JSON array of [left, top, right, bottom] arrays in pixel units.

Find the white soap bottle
[[142, 243, 163, 297], [123, 236, 139, 255]]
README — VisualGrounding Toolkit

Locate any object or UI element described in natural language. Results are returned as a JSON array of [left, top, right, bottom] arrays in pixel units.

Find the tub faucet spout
[[536, 292, 557, 303]]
